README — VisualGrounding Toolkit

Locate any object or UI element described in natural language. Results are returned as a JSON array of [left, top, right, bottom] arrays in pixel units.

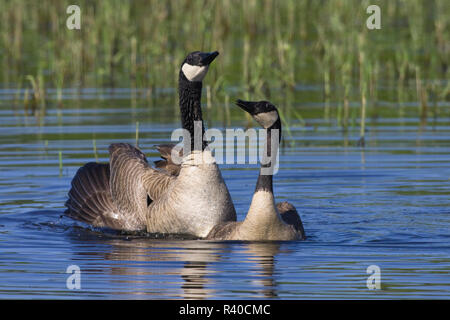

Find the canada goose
[[206, 100, 305, 241], [65, 51, 237, 237]]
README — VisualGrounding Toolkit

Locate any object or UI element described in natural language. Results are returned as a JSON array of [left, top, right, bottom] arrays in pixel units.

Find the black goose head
[[180, 51, 219, 82], [235, 99, 280, 130]]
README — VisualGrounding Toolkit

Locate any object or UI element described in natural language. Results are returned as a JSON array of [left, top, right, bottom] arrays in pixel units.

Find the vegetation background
[[0, 0, 449, 139]]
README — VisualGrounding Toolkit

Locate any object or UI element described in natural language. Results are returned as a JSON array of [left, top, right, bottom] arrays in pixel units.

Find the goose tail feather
[[277, 201, 306, 240]]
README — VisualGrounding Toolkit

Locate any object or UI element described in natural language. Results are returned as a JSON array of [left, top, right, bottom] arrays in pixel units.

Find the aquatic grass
[[25, 75, 44, 117], [291, 109, 306, 128], [415, 66, 428, 127], [92, 139, 99, 163], [135, 121, 140, 147], [277, 108, 295, 148], [357, 31, 370, 148], [0, 0, 448, 127], [223, 94, 231, 127], [23, 87, 30, 116], [58, 150, 63, 177]]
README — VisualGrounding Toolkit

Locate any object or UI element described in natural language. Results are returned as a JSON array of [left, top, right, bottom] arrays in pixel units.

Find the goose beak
[[235, 99, 257, 115], [200, 51, 219, 66]]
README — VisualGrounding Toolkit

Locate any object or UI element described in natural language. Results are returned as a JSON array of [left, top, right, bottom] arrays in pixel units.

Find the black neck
[[179, 71, 206, 152], [255, 118, 281, 193]]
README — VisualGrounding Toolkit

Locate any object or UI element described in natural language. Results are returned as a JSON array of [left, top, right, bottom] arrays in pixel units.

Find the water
[[0, 91, 449, 299]]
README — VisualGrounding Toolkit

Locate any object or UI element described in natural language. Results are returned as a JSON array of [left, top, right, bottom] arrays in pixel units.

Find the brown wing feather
[[66, 144, 176, 231], [109, 143, 175, 220], [276, 201, 306, 239], [205, 221, 241, 240], [154, 159, 181, 176], [154, 144, 182, 176], [155, 144, 178, 160], [64, 162, 122, 229]]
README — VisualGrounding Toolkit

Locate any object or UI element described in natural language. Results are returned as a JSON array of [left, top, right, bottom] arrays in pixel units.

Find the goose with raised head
[[65, 51, 237, 237], [206, 100, 305, 241]]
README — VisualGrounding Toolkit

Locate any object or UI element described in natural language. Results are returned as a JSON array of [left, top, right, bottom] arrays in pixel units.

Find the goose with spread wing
[[65, 51, 237, 237]]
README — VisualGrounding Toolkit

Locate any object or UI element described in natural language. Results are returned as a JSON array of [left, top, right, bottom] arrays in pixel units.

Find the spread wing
[[64, 162, 125, 230], [65, 143, 175, 231], [109, 143, 175, 215]]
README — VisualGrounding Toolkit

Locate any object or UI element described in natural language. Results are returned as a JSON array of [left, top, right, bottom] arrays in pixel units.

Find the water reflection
[[68, 230, 284, 299], [244, 242, 283, 298]]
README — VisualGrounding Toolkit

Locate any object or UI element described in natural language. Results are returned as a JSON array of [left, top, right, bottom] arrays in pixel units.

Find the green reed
[[58, 150, 63, 177], [0, 0, 448, 127], [135, 121, 140, 147], [92, 139, 99, 163]]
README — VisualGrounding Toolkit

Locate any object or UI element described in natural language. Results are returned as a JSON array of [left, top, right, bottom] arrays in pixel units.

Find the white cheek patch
[[182, 63, 209, 82], [254, 111, 278, 128]]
